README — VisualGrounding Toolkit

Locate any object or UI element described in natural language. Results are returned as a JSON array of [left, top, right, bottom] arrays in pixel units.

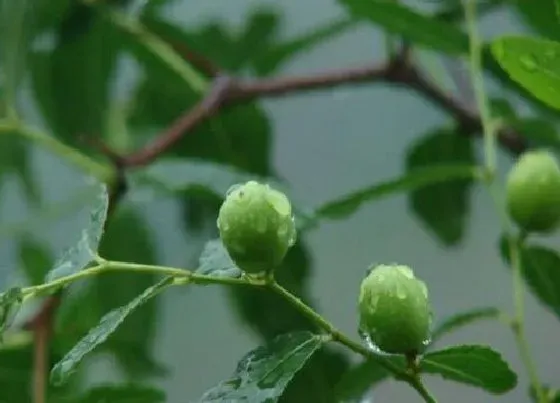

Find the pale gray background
[[1, 1, 559, 402]]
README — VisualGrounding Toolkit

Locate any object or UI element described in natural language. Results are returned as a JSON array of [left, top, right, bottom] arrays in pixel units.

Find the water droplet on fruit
[[360, 332, 394, 356], [226, 183, 242, 197]]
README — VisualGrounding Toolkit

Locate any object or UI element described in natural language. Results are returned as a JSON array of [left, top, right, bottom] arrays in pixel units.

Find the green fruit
[[506, 150, 560, 234], [358, 264, 432, 355], [217, 181, 296, 274]]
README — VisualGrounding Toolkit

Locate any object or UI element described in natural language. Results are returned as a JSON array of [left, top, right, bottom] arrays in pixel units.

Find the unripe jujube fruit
[[359, 264, 432, 355], [506, 149, 560, 234], [217, 181, 296, 274]]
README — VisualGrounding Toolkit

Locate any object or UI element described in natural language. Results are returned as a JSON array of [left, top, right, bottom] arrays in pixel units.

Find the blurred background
[[1, 0, 559, 402]]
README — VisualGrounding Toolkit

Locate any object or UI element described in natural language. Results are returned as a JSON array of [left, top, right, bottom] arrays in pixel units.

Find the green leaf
[[0, 338, 78, 402], [499, 237, 560, 320], [514, 0, 560, 41], [519, 245, 560, 320], [315, 164, 480, 220], [96, 207, 168, 378], [50, 276, 173, 385], [251, 18, 356, 76], [18, 236, 52, 286], [339, 0, 468, 54], [421, 345, 517, 394], [0, 133, 37, 201], [509, 118, 560, 149], [197, 331, 325, 402], [0, 287, 23, 338], [73, 384, 166, 403], [491, 36, 560, 111], [197, 238, 242, 278], [333, 359, 393, 401], [45, 184, 108, 282], [29, 6, 120, 146], [431, 308, 501, 343], [0, 0, 33, 108], [406, 129, 476, 246]]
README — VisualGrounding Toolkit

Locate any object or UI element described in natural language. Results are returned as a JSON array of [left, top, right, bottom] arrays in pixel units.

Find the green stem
[[21, 260, 255, 300], [268, 281, 437, 403], [0, 120, 113, 183], [508, 237, 547, 403], [409, 376, 438, 403], [464, 0, 496, 176], [463, 1, 545, 401], [106, 9, 207, 94]]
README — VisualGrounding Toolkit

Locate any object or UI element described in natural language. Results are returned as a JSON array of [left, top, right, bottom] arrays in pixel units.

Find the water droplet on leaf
[[520, 55, 538, 72]]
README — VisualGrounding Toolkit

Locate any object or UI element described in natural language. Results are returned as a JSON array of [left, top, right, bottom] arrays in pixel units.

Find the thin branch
[[123, 75, 236, 167], [123, 54, 528, 167], [232, 63, 395, 100], [24, 293, 61, 403]]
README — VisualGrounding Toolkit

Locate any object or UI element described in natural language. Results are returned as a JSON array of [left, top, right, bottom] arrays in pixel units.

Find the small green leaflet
[[197, 331, 325, 402], [421, 345, 517, 394], [71, 384, 166, 403], [50, 277, 173, 385], [197, 238, 242, 278], [431, 307, 501, 343], [314, 164, 480, 220], [45, 183, 109, 282], [492, 36, 560, 111], [339, 0, 468, 54], [0, 287, 23, 338]]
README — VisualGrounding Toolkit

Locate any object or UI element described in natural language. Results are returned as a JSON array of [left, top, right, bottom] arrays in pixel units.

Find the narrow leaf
[[197, 331, 325, 402], [421, 345, 517, 394], [406, 130, 476, 246], [340, 0, 468, 54], [492, 36, 560, 110], [74, 384, 166, 403], [197, 238, 242, 278], [431, 308, 501, 343], [50, 277, 173, 385], [46, 184, 108, 282], [315, 164, 480, 220]]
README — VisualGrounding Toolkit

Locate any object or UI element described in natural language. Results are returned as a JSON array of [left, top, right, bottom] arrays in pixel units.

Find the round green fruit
[[217, 181, 296, 274], [506, 150, 560, 234], [358, 264, 432, 355]]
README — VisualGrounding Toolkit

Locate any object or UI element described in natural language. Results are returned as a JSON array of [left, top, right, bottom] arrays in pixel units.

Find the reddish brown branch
[[24, 293, 61, 403], [123, 55, 528, 166], [123, 75, 236, 167]]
